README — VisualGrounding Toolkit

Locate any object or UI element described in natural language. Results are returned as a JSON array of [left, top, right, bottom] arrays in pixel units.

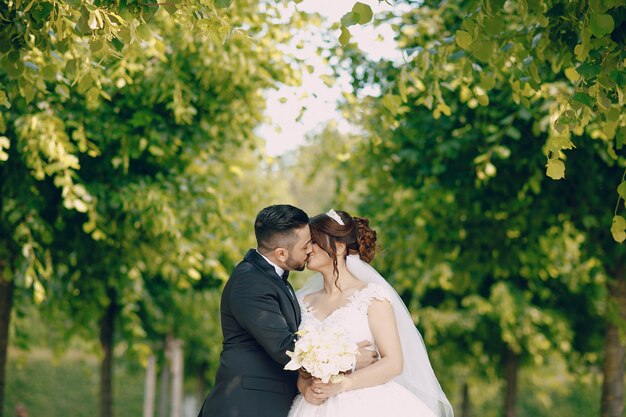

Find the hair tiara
[[326, 209, 345, 226]]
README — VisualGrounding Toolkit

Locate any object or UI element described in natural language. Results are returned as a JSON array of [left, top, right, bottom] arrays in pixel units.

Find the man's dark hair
[[255, 205, 309, 253]]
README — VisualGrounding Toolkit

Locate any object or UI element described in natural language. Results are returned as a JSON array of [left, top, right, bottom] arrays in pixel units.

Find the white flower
[[285, 324, 358, 383]]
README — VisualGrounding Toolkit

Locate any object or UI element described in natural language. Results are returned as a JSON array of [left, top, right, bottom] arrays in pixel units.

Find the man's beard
[[287, 256, 308, 272]]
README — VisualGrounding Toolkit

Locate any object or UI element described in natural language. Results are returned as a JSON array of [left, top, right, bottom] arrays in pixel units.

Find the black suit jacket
[[198, 249, 301, 417]]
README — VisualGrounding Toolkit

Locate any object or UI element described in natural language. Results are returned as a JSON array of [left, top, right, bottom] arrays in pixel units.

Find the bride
[[288, 209, 453, 417]]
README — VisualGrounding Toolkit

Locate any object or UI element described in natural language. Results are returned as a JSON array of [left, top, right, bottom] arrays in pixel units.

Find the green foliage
[[342, 0, 626, 240], [0, 0, 310, 411], [319, 24, 624, 410], [282, 122, 365, 214], [0, 0, 236, 109], [338, 2, 374, 46]]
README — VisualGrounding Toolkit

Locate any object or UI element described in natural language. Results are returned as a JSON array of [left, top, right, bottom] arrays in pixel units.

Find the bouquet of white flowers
[[284, 324, 359, 383]]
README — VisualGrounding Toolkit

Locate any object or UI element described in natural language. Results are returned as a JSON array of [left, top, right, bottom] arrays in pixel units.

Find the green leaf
[[505, 126, 521, 140], [617, 127, 626, 150], [483, 16, 504, 35], [589, 13, 614, 37], [162, 2, 179, 15], [484, 0, 505, 15], [618, 182, 626, 200], [398, 69, 408, 103], [597, 90, 612, 111], [89, 38, 104, 54], [215, 0, 232, 7], [77, 73, 94, 94], [609, 69, 626, 87], [136, 24, 151, 41], [41, 64, 57, 80], [479, 73, 496, 90], [546, 159, 565, 180], [75, 9, 90, 35], [31, 2, 54, 22], [55, 84, 70, 99], [352, 2, 373, 25], [571, 92, 595, 108], [471, 40, 494, 62], [606, 107, 620, 122], [455, 30, 472, 50], [382, 93, 402, 114], [556, 110, 577, 125], [0, 90, 10, 109], [436, 103, 452, 117], [611, 215, 626, 243], [564, 67, 580, 82], [576, 62, 601, 79], [341, 12, 360, 27], [339, 26, 351, 46]]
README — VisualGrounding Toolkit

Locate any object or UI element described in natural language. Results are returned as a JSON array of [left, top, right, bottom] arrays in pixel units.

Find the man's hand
[[355, 340, 378, 370], [297, 373, 328, 405]]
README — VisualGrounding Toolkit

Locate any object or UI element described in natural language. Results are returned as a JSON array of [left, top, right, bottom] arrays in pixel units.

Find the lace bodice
[[298, 283, 392, 348]]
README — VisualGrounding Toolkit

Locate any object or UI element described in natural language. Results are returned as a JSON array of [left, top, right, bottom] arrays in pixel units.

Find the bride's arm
[[312, 299, 403, 396]]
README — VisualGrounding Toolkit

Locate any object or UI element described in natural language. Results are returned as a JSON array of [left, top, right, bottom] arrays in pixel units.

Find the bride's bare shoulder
[[302, 291, 323, 305]]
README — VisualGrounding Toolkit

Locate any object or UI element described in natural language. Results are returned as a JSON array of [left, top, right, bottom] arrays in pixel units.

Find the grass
[[4, 346, 625, 417], [5, 347, 143, 417]]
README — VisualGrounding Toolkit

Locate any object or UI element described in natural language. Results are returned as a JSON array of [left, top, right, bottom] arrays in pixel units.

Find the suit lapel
[[244, 250, 301, 325]]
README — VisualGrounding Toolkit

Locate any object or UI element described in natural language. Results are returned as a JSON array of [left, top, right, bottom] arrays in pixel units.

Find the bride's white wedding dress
[[287, 283, 437, 417]]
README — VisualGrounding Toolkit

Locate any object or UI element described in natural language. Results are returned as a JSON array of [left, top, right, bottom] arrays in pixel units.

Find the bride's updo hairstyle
[[310, 210, 377, 281]]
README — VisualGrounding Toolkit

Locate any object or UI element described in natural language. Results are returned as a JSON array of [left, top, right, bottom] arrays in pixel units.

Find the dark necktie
[[281, 271, 295, 300]]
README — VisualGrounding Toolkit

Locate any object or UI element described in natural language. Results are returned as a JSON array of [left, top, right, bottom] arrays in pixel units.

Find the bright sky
[[257, 0, 402, 156]]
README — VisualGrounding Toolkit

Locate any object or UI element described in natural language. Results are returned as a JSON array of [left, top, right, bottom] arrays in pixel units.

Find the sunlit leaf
[[341, 12, 360, 27], [339, 26, 351, 46], [564, 67, 580, 82], [455, 30, 472, 50], [352, 2, 373, 24], [611, 215, 626, 243], [546, 159, 565, 179], [382, 93, 402, 114], [617, 182, 626, 200]]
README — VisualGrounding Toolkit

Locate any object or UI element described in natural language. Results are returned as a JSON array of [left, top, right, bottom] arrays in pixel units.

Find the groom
[[197, 204, 314, 417]]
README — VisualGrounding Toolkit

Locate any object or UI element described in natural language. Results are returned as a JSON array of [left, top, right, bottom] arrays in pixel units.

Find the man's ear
[[274, 247, 289, 263]]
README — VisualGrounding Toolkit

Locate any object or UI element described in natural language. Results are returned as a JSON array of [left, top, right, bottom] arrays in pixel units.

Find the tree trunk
[[100, 288, 117, 417], [143, 355, 157, 417], [0, 269, 14, 417], [503, 349, 519, 417], [158, 337, 172, 417], [460, 382, 471, 417], [601, 267, 626, 417], [170, 339, 184, 417]]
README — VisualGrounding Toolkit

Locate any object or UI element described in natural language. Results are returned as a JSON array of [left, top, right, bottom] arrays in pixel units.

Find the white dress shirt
[[256, 250, 295, 299], [256, 250, 285, 278]]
